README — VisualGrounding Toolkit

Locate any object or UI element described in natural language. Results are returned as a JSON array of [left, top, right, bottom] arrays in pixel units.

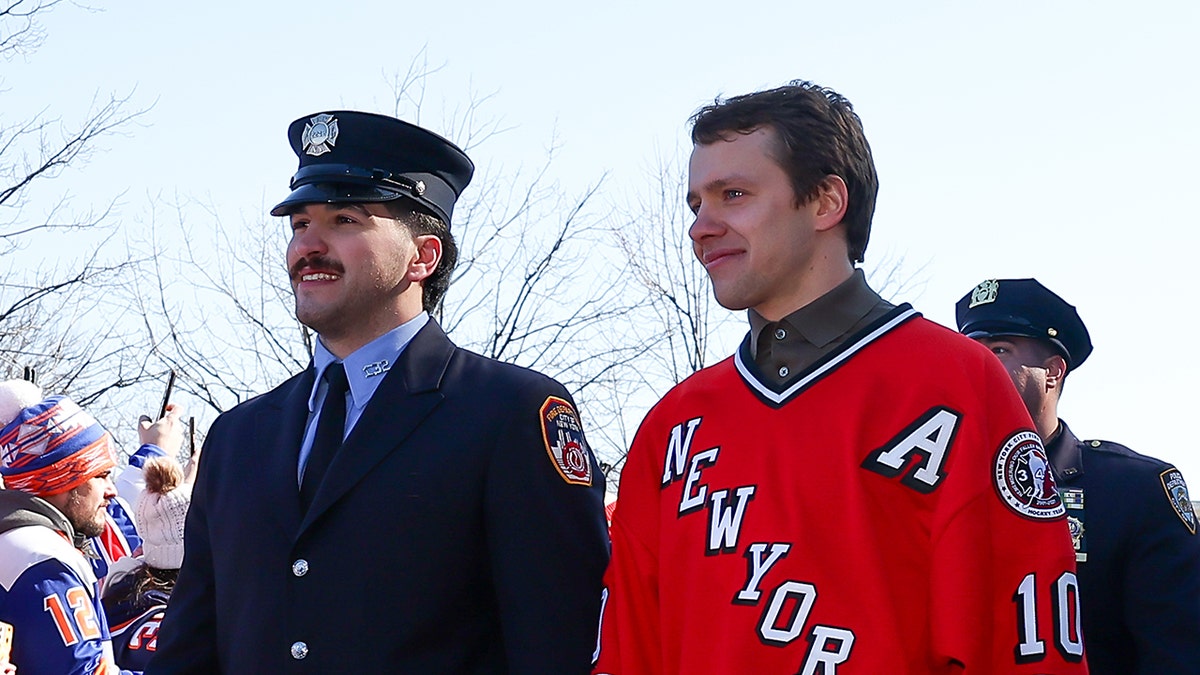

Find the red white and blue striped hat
[[0, 395, 117, 496]]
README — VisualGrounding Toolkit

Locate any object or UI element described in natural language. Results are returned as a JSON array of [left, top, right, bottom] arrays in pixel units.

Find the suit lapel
[[298, 320, 456, 533], [255, 368, 314, 535]]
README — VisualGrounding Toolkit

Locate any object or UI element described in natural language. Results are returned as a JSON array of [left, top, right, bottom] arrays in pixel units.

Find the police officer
[[956, 278, 1200, 674]]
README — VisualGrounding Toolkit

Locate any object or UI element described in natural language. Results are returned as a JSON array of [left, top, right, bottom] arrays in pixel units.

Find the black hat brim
[[270, 182, 408, 217], [963, 325, 1074, 369]]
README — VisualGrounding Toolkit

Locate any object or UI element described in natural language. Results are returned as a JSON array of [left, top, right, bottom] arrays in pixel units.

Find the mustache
[[290, 255, 345, 279]]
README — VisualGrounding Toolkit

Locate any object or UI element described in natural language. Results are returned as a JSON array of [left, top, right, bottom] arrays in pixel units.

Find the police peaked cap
[[270, 110, 474, 225], [955, 278, 1093, 371]]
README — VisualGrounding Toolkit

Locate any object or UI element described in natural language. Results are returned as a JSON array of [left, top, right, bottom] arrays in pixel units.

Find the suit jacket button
[[291, 641, 309, 660], [292, 559, 309, 577]]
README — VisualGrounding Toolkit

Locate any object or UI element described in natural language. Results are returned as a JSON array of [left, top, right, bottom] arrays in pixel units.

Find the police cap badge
[[271, 110, 474, 226], [955, 278, 1093, 371]]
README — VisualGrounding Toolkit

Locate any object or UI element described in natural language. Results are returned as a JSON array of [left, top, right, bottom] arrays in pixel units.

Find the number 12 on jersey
[[43, 588, 102, 646]]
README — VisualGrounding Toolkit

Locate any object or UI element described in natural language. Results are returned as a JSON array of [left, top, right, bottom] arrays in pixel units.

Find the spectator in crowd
[[93, 405, 185, 592], [103, 453, 197, 672], [0, 380, 133, 674]]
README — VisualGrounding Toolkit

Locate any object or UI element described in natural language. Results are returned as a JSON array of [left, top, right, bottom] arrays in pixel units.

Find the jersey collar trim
[[734, 304, 920, 407]]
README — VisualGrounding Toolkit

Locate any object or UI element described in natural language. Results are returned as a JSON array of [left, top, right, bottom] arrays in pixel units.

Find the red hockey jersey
[[595, 307, 1086, 674]]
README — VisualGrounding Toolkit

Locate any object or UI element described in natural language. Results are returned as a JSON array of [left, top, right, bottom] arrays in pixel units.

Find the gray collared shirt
[[747, 268, 894, 386], [297, 312, 429, 485]]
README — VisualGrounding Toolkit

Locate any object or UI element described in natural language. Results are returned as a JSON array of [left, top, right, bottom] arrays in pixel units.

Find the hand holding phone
[[140, 371, 185, 456]]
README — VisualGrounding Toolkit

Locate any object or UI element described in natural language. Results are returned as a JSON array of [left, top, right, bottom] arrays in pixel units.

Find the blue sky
[[7, 0, 1199, 483]]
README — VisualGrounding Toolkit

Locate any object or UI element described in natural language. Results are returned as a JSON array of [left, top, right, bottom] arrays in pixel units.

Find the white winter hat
[[134, 456, 192, 570], [0, 379, 42, 427]]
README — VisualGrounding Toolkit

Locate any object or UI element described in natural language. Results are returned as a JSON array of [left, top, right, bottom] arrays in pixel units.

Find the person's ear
[[408, 235, 442, 282], [1044, 354, 1068, 390], [812, 175, 849, 232]]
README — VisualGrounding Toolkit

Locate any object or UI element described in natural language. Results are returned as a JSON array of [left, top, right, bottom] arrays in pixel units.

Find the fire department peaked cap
[[955, 278, 1093, 371], [270, 110, 474, 225]]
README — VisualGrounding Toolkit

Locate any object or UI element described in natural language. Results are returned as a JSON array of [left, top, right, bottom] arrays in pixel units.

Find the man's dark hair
[[383, 199, 458, 314], [690, 80, 879, 263]]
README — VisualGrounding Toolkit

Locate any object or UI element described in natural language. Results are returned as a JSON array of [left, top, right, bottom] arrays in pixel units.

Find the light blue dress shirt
[[296, 312, 429, 486]]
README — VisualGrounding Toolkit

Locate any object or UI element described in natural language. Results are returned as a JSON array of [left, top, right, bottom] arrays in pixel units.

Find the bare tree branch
[[0, 0, 65, 59], [0, 2, 162, 455]]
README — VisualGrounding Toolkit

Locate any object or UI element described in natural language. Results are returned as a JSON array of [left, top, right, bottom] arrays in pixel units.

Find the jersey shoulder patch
[[993, 430, 1065, 520], [539, 396, 593, 486], [1160, 468, 1197, 535]]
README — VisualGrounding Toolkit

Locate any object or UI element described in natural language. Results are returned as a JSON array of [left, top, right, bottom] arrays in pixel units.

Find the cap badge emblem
[[302, 114, 339, 156], [968, 279, 999, 308]]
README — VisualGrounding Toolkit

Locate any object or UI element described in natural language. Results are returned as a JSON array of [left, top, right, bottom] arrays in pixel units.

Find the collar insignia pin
[[362, 360, 391, 378]]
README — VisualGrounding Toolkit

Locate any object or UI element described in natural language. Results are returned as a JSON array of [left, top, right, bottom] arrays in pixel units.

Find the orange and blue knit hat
[[0, 395, 117, 496]]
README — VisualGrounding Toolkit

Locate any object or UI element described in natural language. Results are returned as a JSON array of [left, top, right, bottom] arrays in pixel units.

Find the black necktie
[[300, 363, 349, 510]]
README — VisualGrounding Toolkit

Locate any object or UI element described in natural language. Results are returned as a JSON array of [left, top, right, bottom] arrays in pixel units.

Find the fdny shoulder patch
[[1160, 468, 1197, 535], [540, 396, 593, 486], [993, 431, 1065, 520]]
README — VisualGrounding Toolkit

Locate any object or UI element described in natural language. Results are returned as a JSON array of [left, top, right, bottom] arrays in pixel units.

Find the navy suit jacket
[[150, 320, 609, 674]]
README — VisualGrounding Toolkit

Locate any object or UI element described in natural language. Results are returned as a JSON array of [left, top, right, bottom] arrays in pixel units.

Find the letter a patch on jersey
[[540, 396, 593, 486], [861, 407, 960, 493]]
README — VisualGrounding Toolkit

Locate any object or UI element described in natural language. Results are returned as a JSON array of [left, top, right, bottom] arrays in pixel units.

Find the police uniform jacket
[[1047, 420, 1200, 674], [149, 319, 610, 674]]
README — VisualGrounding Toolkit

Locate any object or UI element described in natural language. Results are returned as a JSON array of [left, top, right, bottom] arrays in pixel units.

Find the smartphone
[[158, 370, 177, 420]]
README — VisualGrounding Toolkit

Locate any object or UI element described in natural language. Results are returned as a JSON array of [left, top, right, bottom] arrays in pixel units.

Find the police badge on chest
[[1062, 487, 1087, 562]]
